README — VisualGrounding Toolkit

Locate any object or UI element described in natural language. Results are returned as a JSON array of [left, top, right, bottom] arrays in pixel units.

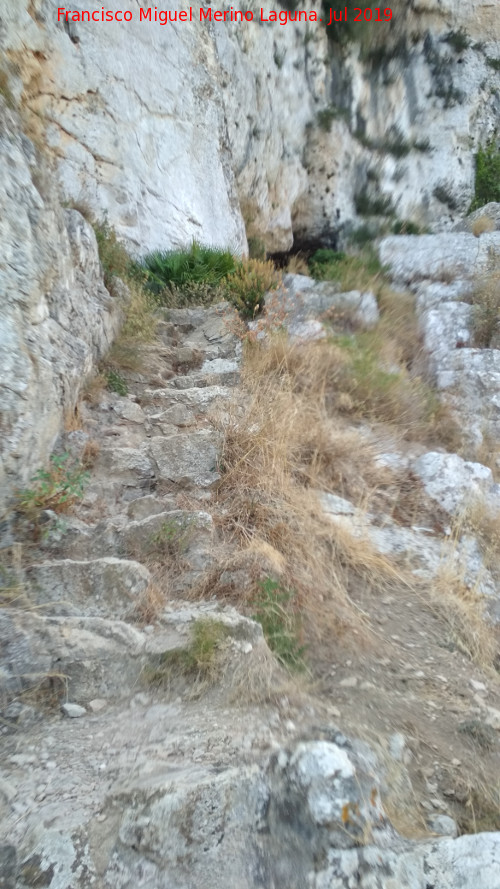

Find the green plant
[[391, 219, 425, 235], [471, 140, 500, 210], [273, 47, 286, 69], [145, 619, 230, 685], [224, 259, 280, 318], [93, 219, 133, 289], [142, 242, 237, 297], [0, 68, 15, 108], [433, 184, 459, 211], [486, 57, 500, 72], [317, 107, 337, 133], [309, 246, 384, 290], [252, 577, 306, 671], [444, 29, 470, 53], [247, 237, 267, 260], [16, 453, 89, 522], [148, 518, 193, 558], [106, 369, 128, 395], [354, 192, 394, 217]]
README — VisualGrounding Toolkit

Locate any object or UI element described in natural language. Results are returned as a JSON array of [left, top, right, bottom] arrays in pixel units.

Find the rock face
[[0, 101, 122, 510], [1, 1, 499, 256]]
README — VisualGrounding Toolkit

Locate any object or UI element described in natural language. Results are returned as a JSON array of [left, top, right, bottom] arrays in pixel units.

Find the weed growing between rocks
[[252, 577, 306, 671], [308, 247, 384, 292], [16, 453, 89, 531], [144, 619, 231, 686], [91, 219, 157, 382]]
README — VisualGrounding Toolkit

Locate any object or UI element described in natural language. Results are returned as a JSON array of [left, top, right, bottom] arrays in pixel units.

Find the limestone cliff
[[1, 0, 500, 500]]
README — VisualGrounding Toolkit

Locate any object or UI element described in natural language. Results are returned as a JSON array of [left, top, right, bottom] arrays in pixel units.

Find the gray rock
[[453, 203, 500, 234], [412, 451, 499, 516], [0, 845, 17, 889], [149, 432, 220, 487], [61, 703, 87, 718], [428, 814, 459, 837], [27, 557, 151, 617], [380, 232, 500, 286]]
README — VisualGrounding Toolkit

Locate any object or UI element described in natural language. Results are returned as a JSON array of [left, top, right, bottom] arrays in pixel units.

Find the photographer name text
[[57, 7, 393, 26]]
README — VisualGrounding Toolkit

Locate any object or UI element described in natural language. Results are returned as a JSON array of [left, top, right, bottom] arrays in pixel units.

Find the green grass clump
[[471, 140, 500, 211], [16, 453, 89, 524], [145, 619, 231, 685], [391, 219, 426, 235], [106, 369, 128, 395], [309, 247, 383, 291], [142, 242, 237, 296], [252, 578, 306, 671], [444, 28, 470, 54]]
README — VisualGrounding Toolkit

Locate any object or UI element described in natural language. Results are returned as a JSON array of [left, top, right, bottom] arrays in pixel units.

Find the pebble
[[61, 703, 87, 718], [339, 677, 358, 688], [470, 679, 487, 693], [88, 699, 107, 714], [428, 814, 458, 838]]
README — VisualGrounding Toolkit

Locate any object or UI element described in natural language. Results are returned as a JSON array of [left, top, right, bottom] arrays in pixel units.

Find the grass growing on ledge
[[144, 619, 231, 686], [252, 577, 306, 671], [470, 140, 500, 211], [308, 246, 385, 292]]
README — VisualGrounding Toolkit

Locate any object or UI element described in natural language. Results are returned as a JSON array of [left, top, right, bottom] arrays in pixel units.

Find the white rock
[[61, 703, 87, 718]]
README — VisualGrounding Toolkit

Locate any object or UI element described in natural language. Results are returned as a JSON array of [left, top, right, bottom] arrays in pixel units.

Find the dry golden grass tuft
[[470, 269, 500, 348], [81, 439, 100, 469], [286, 254, 310, 276], [471, 215, 496, 237], [428, 520, 498, 671], [129, 582, 167, 625], [210, 333, 407, 650]]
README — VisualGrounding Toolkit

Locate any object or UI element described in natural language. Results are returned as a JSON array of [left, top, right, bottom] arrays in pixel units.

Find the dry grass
[[471, 215, 496, 237], [428, 524, 498, 670], [470, 269, 500, 348], [458, 779, 500, 833], [209, 333, 406, 651], [81, 439, 100, 469], [286, 254, 310, 276], [63, 404, 83, 433], [129, 582, 167, 625]]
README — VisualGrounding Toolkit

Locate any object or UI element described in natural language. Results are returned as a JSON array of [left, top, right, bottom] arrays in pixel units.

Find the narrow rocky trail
[[2, 256, 500, 887]]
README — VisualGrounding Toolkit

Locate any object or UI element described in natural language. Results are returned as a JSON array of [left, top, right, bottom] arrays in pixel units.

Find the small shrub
[[433, 184, 459, 211], [444, 29, 470, 54], [224, 259, 280, 318], [94, 220, 132, 288], [247, 237, 267, 260], [309, 247, 383, 290], [252, 577, 306, 671], [354, 192, 394, 217], [471, 140, 500, 210], [391, 219, 425, 235], [106, 369, 128, 395], [470, 271, 500, 347], [16, 453, 89, 523], [317, 107, 337, 133], [486, 58, 500, 72], [145, 619, 230, 685], [348, 224, 376, 246], [148, 518, 193, 558]]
